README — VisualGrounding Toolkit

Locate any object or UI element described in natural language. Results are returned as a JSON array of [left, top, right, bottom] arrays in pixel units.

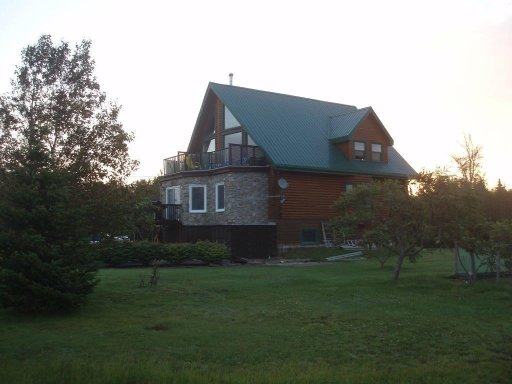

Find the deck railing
[[154, 203, 181, 224], [163, 144, 266, 175]]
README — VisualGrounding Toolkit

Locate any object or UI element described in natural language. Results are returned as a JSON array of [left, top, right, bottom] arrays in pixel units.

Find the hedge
[[92, 240, 230, 267]]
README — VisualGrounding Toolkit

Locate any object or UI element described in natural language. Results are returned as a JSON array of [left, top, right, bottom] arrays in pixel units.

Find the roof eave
[[273, 163, 415, 179], [186, 83, 215, 153]]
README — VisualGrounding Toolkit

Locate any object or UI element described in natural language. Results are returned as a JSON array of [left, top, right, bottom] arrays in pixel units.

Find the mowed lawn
[[1, 250, 511, 383]]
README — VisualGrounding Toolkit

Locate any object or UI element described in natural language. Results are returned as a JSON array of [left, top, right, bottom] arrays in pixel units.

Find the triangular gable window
[[224, 106, 241, 129]]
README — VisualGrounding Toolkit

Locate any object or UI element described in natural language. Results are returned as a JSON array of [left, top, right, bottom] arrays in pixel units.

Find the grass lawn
[[1, 250, 511, 383]]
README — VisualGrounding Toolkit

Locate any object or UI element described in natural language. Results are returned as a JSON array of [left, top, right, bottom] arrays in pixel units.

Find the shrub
[[94, 240, 230, 267], [194, 240, 230, 263]]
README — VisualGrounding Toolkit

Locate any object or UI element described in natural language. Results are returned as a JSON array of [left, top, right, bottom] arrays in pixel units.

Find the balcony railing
[[163, 144, 267, 175], [153, 203, 181, 225]]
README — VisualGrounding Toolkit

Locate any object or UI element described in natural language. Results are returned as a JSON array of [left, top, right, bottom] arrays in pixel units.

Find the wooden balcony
[[163, 144, 267, 176]]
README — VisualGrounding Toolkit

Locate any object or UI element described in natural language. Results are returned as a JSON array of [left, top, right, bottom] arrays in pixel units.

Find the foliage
[[332, 180, 428, 279], [94, 240, 230, 266], [414, 168, 489, 281], [127, 179, 160, 240], [365, 248, 394, 269], [80, 178, 160, 241], [0, 167, 97, 313], [0, 35, 138, 312], [1, 251, 511, 383], [0, 35, 138, 182], [485, 180, 512, 221]]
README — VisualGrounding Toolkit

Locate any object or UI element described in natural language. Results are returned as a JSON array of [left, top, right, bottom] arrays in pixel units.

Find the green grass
[[279, 246, 355, 260], [1, 250, 511, 383]]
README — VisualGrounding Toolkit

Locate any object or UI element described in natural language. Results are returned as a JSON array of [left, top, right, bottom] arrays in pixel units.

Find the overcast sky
[[1, 0, 511, 187]]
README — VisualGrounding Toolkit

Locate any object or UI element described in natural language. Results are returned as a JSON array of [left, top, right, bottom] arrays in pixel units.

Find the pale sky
[[1, 0, 511, 187]]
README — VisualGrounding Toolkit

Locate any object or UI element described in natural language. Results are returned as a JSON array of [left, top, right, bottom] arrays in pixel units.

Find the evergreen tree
[[0, 150, 97, 312], [0, 35, 137, 312]]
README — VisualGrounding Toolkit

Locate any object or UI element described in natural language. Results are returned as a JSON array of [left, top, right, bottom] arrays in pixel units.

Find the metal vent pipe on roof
[[229, 73, 233, 85]]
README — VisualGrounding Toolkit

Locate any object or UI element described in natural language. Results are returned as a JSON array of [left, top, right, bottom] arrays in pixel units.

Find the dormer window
[[372, 143, 383, 161], [354, 141, 366, 160]]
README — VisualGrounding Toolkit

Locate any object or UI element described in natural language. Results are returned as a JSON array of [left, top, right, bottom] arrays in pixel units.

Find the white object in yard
[[326, 251, 363, 261]]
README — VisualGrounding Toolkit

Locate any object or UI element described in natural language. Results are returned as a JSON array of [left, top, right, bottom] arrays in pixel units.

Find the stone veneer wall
[[160, 170, 269, 226]]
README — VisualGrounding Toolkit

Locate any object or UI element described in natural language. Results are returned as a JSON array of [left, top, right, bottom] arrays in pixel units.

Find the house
[[158, 82, 416, 258]]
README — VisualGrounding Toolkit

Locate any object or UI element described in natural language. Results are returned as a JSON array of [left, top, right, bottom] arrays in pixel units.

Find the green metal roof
[[329, 108, 370, 142], [206, 82, 416, 178]]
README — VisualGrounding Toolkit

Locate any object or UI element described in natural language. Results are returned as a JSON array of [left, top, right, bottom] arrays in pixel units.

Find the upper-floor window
[[247, 134, 256, 146], [354, 141, 366, 160], [189, 184, 207, 213], [203, 138, 215, 152], [224, 106, 241, 129], [372, 143, 383, 161], [224, 131, 242, 148], [207, 114, 215, 135]]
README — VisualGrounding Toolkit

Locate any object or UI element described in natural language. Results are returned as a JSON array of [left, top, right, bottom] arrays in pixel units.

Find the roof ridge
[[209, 82, 357, 109], [329, 106, 371, 119]]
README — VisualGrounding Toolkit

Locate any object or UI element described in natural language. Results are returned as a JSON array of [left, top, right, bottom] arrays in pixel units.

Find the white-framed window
[[354, 141, 366, 160], [189, 184, 207, 213], [371, 143, 383, 161], [345, 184, 353, 192], [216, 183, 225, 212], [165, 186, 181, 205], [165, 186, 181, 220]]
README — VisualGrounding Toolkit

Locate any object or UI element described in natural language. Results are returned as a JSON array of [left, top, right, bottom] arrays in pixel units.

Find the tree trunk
[[469, 251, 477, 282], [393, 249, 406, 280], [496, 251, 501, 285], [453, 241, 459, 276]]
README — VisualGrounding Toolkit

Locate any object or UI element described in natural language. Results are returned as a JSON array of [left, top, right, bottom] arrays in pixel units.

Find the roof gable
[[188, 82, 416, 178], [329, 107, 394, 145], [208, 82, 357, 168]]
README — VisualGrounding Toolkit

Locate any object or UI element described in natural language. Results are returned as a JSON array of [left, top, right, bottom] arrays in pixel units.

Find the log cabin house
[[157, 82, 416, 258]]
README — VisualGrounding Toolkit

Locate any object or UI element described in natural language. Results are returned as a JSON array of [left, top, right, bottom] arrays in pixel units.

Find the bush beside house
[[94, 240, 230, 267]]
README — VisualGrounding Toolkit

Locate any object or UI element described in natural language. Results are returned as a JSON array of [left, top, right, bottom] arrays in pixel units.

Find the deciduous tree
[[451, 133, 484, 187], [414, 169, 488, 281], [0, 34, 138, 181], [332, 180, 428, 280]]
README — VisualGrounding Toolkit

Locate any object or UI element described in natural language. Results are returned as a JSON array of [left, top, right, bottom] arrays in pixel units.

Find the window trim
[[165, 186, 181, 204], [371, 142, 383, 162], [189, 184, 207, 213], [215, 183, 225, 212], [300, 228, 319, 245], [354, 141, 366, 160], [223, 130, 243, 149]]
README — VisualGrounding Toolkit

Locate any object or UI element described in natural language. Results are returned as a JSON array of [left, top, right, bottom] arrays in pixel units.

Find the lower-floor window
[[300, 228, 318, 245], [189, 184, 207, 213]]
